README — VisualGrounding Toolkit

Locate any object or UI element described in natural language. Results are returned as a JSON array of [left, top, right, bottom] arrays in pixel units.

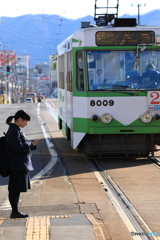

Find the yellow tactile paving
[[25, 215, 71, 240], [85, 214, 105, 240], [25, 216, 50, 240], [50, 215, 71, 219]]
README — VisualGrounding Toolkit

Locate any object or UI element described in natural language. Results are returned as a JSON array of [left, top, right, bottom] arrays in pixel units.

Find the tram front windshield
[[87, 50, 160, 91]]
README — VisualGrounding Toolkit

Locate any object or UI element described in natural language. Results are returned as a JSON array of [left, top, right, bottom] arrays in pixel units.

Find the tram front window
[[87, 50, 160, 91]]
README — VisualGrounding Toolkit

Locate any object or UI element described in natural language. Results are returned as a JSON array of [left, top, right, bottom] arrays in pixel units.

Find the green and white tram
[[57, 17, 160, 157]]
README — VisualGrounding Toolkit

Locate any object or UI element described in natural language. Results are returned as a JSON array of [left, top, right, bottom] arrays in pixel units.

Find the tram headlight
[[140, 113, 152, 123], [91, 114, 99, 122], [153, 113, 160, 121], [101, 113, 112, 123]]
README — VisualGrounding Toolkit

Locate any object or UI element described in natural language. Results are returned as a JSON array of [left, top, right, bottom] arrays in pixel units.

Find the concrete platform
[[0, 214, 105, 240]]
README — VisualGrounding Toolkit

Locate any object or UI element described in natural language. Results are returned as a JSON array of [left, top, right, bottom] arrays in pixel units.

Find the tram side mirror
[[140, 46, 146, 52]]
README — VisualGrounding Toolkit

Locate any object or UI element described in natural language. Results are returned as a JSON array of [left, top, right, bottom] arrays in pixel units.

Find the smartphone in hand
[[33, 139, 39, 146]]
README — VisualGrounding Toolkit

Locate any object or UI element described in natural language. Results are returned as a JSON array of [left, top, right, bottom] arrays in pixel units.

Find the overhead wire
[[0, 20, 51, 42], [0, 31, 40, 49], [0, 23, 42, 40], [0, 15, 69, 47], [0, 13, 86, 64], [0, 27, 44, 46]]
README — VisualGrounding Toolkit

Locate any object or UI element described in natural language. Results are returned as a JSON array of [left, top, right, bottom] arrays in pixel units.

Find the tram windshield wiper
[[112, 84, 131, 89], [91, 84, 131, 91], [92, 89, 110, 91], [112, 91, 135, 95], [91, 86, 160, 93]]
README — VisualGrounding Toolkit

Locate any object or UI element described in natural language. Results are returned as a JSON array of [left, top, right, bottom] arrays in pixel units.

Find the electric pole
[[131, 3, 146, 25]]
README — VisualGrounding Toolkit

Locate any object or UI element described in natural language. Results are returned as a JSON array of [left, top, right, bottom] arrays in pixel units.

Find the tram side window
[[58, 55, 65, 89], [67, 51, 72, 92], [76, 51, 84, 91]]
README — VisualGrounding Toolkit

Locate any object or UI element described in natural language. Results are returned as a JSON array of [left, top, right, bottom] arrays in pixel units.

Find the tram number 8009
[[90, 100, 114, 106]]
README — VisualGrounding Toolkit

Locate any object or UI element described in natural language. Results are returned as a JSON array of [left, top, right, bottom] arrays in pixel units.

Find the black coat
[[6, 123, 36, 171]]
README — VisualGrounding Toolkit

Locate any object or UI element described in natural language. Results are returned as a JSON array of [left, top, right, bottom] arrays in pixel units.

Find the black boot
[[10, 212, 29, 219], [8, 191, 20, 213], [9, 192, 29, 219]]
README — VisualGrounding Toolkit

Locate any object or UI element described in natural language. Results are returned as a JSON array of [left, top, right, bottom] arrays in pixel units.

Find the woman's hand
[[32, 139, 39, 146]]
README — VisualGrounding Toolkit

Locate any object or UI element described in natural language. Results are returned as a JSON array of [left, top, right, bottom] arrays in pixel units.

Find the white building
[[16, 55, 30, 101], [49, 55, 57, 95]]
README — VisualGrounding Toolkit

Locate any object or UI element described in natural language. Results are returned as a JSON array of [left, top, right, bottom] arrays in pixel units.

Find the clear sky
[[0, 0, 159, 19]]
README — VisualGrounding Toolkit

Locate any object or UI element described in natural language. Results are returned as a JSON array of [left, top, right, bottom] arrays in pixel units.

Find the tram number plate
[[90, 100, 114, 106], [148, 91, 160, 111]]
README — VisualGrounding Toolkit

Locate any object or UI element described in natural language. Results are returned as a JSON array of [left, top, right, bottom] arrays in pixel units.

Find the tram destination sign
[[96, 31, 155, 46]]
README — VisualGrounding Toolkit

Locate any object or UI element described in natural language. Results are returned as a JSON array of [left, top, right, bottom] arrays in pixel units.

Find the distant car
[[25, 98, 33, 103], [52, 89, 58, 98]]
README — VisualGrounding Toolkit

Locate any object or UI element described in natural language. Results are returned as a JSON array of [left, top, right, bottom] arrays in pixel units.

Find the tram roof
[[57, 24, 160, 55]]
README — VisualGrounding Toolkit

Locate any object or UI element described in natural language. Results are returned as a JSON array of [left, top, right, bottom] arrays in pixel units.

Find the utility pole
[[131, 3, 146, 25]]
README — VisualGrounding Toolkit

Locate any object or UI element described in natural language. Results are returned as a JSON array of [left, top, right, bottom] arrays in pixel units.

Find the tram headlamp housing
[[91, 114, 99, 122], [153, 113, 160, 121], [140, 113, 152, 123], [101, 113, 112, 123]]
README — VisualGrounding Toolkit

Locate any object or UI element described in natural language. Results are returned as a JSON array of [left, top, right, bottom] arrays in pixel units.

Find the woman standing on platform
[[5, 110, 39, 219]]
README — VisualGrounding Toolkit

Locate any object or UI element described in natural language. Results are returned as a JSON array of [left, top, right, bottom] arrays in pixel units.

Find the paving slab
[[50, 214, 96, 240], [0, 214, 106, 240]]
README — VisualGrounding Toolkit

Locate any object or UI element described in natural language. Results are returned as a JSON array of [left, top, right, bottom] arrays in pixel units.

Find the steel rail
[[83, 156, 158, 240], [148, 156, 160, 168]]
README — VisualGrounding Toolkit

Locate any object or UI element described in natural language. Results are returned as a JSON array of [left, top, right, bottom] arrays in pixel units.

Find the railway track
[[83, 156, 159, 240], [148, 156, 160, 168]]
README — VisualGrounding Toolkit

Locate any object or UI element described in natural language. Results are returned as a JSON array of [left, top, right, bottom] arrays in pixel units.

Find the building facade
[[16, 55, 30, 101], [49, 55, 58, 96]]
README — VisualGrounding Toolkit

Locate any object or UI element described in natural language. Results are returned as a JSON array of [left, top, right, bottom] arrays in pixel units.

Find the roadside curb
[[85, 213, 106, 240], [0, 217, 6, 225]]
